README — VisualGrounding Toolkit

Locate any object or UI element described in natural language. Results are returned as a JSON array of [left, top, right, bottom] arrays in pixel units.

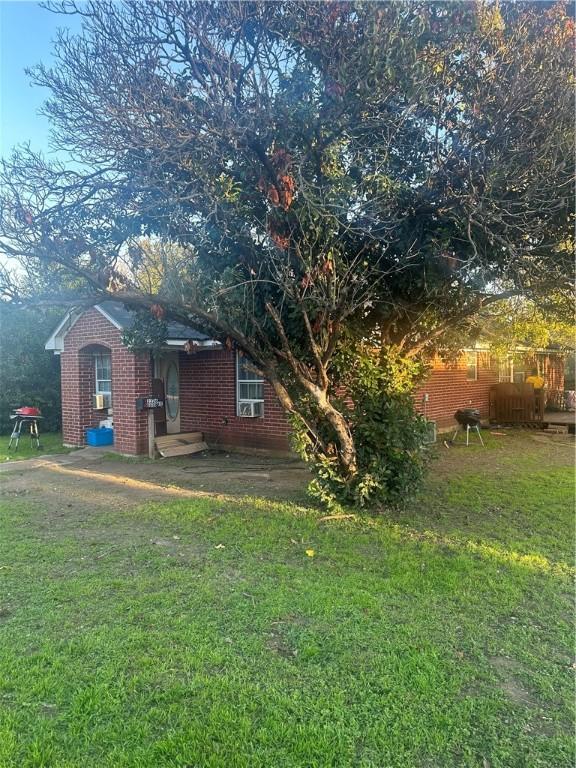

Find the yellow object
[[305, 549, 315, 557], [525, 375, 545, 389]]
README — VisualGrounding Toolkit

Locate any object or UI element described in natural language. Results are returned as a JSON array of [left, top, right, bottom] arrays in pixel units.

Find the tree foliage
[[292, 345, 429, 508], [481, 294, 575, 357], [0, 1, 573, 504], [0, 304, 63, 434]]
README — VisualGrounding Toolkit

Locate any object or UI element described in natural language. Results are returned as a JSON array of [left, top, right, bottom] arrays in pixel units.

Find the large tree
[[0, 1, 573, 499]]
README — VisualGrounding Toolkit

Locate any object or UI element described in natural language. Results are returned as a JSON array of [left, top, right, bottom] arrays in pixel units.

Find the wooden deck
[[489, 384, 575, 431], [489, 383, 546, 424], [543, 411, 576, 426]]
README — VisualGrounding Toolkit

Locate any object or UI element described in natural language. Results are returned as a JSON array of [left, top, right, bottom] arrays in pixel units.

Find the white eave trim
[[463, 344, 563, 354], [44, 309, 82, 353], [45, 303, 121, 353]]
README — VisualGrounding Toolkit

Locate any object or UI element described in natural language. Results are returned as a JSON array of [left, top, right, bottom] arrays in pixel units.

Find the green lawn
[[0, 438, 573, 767], [0, 432, 70, 463]]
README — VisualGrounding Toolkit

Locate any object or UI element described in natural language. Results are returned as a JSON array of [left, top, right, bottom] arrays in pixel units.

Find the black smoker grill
[[8, 407, 43, 451], [451, 408, 484, 447]]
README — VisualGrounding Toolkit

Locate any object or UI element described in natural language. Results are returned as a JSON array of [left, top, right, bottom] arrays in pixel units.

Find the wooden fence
[[489, 383, 545, 424]]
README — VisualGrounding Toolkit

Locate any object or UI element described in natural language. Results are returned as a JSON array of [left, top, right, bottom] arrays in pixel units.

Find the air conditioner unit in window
[[93, 394, 110, 410]]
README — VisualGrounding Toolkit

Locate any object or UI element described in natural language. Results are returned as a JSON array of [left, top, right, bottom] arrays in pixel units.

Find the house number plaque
[[136, 397, 165, 411]]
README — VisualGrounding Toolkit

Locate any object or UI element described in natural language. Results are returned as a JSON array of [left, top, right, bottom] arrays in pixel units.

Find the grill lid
[[454, 408, 481, 427], [14, 406, 42, 416]]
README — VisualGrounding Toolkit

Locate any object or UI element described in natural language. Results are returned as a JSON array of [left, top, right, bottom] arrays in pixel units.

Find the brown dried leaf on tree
[[184, 340, 198, 354], [267, 185, 280, 206], [312, 315, 323, 334], [270, 230, 290, 250], [271, 148, 292, 171], [300, 273, 313, 290], [150, 303, 165, 320], [322, 258, 334, 275]]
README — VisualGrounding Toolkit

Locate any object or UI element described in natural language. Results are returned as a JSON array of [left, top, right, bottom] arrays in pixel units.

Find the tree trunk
[[320, 400, 358, 479], [265, 367, 358, 480]]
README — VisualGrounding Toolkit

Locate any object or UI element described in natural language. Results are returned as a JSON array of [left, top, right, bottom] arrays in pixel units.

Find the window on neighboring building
[[512, 367, 526, 384], [498, 357, 513, 383], [237, 353, 264, 417], [466, 351, 478, 381], [95, 352, 112, 407]]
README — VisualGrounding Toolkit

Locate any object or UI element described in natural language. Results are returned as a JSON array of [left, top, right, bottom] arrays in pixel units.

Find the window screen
[[237, 353, 264, 417], [95, 353, 112, 406], [466, 351, 478, 381]]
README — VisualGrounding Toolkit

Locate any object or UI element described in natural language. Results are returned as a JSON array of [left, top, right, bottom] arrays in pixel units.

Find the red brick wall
[[413, 351, 565, 429], [60, 310, 565, 454], [414, 352, 499, 429], [60, 308, 151, 454], [179, 349, 291, 452]]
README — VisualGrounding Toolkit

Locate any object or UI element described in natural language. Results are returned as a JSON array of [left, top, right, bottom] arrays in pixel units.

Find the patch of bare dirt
[[0, 451, 312, 577], [106, 451, 311, 500], [0, 449, 310, 525], [489, 655, 539, 708], [265, 629, 299, 659]]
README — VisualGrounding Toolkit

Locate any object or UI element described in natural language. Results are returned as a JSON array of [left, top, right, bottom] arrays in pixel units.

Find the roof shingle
[[98, 301, 209, 341]]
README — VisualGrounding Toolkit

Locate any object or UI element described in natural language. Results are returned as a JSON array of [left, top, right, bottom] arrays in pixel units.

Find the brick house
[[45, 302, 290, 455], [45, 302, 565, 455], [413, 349, 565, 430]]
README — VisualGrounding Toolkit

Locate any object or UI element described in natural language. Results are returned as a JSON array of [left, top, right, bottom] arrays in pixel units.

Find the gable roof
[[45, 301, 215, 353], [95, 301, 209, 341]]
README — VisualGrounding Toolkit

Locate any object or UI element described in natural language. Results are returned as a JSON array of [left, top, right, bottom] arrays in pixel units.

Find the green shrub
[[291, 346, 431, 510]]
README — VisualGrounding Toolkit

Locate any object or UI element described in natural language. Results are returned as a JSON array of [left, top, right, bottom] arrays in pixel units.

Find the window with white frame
[[498, 357, 513, 382], [237, 353, 264, 417], [95, 352, 112, 407], [512, 366, 526, 384], [465, 351, 478, 381]]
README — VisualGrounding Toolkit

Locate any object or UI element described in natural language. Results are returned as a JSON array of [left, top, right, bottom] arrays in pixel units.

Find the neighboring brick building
[[414, 350, 565, 430], [46, 303, 565, 454]]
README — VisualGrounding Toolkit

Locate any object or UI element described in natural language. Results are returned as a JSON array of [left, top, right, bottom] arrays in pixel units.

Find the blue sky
[[0, 1, 82, 159]]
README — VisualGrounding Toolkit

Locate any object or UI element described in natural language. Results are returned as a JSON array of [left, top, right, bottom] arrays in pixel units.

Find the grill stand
[[450, 423, 484, 447], [8, 416, 42, 451]]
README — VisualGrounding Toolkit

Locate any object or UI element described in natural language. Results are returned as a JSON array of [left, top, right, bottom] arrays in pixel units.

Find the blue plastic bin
[[86, 427, 114, 447]]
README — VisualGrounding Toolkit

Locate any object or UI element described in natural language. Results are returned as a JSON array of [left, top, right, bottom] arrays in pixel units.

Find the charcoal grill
[[8, 407, 43, 451], [450, 408, 484, 447]]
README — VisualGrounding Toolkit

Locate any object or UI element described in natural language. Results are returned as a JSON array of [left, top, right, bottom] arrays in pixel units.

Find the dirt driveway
[[0, 449, 311, 520], [0, 430, 572, 521]]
